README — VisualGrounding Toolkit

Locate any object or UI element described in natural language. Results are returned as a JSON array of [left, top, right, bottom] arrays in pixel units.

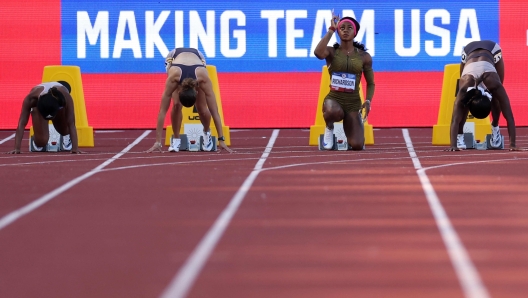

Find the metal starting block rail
[[29, 136, 65, 152], [172, 134, 217, 152], [462, 133, 505, 150], [29, 124, 66, 152]]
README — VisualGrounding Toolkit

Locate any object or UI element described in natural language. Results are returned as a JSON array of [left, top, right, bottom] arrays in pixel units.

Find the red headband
[[337, 19, 357, 35]]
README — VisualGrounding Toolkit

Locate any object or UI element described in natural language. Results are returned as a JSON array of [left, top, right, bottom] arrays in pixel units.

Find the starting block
[[171, 134, 217, 152], [462, 133, 476, 149], [29, 124, 65, 152], [485, 134, 505, 149], [462, 133, 504, 150], [317, 123, 366, 151], [317, 134, 366, 151]]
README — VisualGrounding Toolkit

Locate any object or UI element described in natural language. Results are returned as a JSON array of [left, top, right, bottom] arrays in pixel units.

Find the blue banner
[[61, 0, 499, 73]]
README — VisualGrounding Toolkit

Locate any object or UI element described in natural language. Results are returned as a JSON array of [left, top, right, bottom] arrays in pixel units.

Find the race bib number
[[330, 72, 356, 92]]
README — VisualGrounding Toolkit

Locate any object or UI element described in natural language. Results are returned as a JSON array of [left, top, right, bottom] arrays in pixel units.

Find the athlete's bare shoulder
[[25, 85, 44, 100], [196, 66, 210, 80], [30, 85, 43, 93], [167, 65, 182, 81]]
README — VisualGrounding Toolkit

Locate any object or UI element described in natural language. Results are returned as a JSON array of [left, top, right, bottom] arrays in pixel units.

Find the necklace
[[343, 47, 356, 55]]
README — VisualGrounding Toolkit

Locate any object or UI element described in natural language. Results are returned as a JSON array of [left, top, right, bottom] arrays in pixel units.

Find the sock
[[492, 125, 500, 133]]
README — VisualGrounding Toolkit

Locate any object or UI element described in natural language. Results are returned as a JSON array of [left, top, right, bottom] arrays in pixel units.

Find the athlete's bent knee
[[348, 140, 364, 151], [351, 145, 364, 151], [33, 136, 48, 147]]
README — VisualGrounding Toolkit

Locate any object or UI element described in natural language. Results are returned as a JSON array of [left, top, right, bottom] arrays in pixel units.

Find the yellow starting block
[[432, 64, 491, 145], [164, 65, 230, 146], [29, 65, 94, 147], [309, 65, 374, 146]]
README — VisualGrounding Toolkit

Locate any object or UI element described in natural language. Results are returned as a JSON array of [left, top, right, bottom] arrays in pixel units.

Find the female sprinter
[[147, 48, 232, 153], [6, 81, 82, 154], [447, 40, 526, 151], [314, 13, 375, 150]]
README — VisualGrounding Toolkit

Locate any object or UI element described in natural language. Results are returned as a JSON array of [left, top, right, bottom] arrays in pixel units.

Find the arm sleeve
[[363, 67, 375, 100]]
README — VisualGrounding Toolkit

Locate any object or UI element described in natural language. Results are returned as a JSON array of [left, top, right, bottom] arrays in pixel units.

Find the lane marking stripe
[[0, 130, 151, 231], [0, 134, 15, 145], [160, 129, 280, 298], [402, 129, 489, 298]]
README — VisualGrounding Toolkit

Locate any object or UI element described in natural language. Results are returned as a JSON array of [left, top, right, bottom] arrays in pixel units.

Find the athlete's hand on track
[[71, 149, 86, 154], [146, 142, 163, 153], [218, 141, 234, 153], [5, 149, 21, 154], [509, 146, 528, 151], [444, 147, 460, 152]]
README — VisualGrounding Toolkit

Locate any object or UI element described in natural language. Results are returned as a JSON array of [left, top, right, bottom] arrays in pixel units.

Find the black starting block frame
[[172, 134, 217, 152], [462, 133, 504, 150], [29, 135, 65, 152], [485, 133, 505, 149]]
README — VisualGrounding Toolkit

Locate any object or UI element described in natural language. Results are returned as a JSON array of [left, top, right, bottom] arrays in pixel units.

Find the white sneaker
[[202, 130, 214, 151], [490, 125, 502, 148], [457, 134, 466, 150], [323, 127, 334, 150], [168, 138, 181, 152], [62, 134, 72, 151]]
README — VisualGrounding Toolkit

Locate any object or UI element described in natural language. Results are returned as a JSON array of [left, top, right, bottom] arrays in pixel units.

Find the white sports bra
[[37, 82, 63, 97]]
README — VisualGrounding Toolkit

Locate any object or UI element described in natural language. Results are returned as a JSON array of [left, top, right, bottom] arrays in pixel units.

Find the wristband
[[329, 26, 336, 32], [218, 136, 225, 141]]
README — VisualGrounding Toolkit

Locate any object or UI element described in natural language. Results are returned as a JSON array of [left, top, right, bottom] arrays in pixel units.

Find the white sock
[[492, 125, 500, 133]]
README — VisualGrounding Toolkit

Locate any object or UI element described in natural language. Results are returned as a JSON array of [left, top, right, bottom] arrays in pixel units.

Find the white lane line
[[0, 130, 151, 231], [0, 133, 15, 145], [160, 129, 280, 298], [402, 129, 489, 298], [97, 152, 528, 174], [95, 130, 125, 133]]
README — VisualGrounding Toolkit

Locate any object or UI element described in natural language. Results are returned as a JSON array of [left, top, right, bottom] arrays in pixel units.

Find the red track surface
[[1, 128, 528, 298]]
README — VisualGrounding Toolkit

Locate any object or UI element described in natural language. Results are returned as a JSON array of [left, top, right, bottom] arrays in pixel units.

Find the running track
[[1, 128, 528, 298]]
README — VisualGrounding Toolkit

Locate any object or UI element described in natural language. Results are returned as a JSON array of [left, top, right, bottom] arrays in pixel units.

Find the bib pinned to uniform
[[330, 72, 356, 92]]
